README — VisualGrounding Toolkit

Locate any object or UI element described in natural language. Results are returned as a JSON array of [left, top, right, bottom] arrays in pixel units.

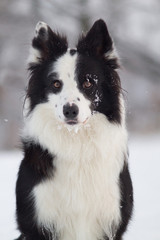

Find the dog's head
[[26, 20, 122, 129]]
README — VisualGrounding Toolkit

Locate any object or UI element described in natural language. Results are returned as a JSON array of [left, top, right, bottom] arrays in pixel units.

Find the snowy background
[[0, 0, 160, 239]]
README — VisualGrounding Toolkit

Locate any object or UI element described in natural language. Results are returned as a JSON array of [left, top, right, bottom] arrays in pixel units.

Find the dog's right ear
[[28, 22, 68, 66], [77, 19, 119, 69]]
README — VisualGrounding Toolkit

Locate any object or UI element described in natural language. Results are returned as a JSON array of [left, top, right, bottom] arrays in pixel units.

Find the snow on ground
[[124, 134, 160, 240], [0, 151, 22, 240], [0, 134, 160, 240]]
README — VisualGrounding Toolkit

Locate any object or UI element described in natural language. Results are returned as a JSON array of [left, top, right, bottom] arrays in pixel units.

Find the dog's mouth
[[66, 119, 78, 125], [65, 117, 89, 125], [58, 117, 90, 133]]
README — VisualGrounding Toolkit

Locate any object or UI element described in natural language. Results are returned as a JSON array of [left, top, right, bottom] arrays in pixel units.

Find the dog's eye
[[53, 80, 61, 89], [83, 81, 93, 89]]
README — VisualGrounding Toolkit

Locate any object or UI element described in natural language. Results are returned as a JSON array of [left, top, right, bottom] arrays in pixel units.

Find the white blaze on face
[[48, 50, 92, 124]]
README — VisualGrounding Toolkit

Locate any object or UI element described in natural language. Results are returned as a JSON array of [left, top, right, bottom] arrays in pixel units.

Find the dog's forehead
[[51, 49, 101, 85], [52, 48, 78, 83]]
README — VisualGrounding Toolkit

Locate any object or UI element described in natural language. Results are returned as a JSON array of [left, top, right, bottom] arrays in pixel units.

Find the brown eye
[[53, 80, 61, 89], [83, 81, 93, 89]]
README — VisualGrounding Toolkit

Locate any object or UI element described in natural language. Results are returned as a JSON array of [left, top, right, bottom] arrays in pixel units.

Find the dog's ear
[[77, 19, 119, 69], [28, 22, 68, 66]]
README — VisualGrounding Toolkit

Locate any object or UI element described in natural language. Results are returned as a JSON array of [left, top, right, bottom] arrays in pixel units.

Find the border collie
[[15, 19, 133, 240]]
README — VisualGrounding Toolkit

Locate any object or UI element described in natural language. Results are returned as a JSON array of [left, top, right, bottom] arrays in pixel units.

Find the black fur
[[27, 23, 68, 112], [76, 55, 121, 123], [27, 64, 64, 112], [76, 19, 121, 123], [115, 161, 133, 240], [32, 25, 68, 63], [16, 142, 56, 240], [77, 19, 119, 69]]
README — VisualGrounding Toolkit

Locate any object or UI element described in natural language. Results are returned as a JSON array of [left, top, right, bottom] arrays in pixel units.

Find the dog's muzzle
[[63, 103, 79, 125]]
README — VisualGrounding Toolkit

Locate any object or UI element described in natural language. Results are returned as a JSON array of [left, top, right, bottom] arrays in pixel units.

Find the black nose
[[63, 103, 79, 119]]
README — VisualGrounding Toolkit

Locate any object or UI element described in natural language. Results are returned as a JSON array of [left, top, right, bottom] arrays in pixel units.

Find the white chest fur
[[24, 103, 127, 240], [34, 155, 121, 240]]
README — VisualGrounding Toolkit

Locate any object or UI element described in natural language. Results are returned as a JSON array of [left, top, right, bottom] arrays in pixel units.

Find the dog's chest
[[33, 144, 122, 240]]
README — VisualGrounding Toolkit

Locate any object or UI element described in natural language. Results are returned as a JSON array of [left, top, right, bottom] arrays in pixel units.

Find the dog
[[15, 19, 133, 240]]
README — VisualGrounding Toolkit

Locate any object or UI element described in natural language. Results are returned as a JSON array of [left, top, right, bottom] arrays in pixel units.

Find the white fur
[[23, 95, 128, 240], [105, 44, 119, 61], [119, 94, 126, 127], [48, 51, 91, 124], [35, 21, 48, 37], [27, 47, 41, 65]]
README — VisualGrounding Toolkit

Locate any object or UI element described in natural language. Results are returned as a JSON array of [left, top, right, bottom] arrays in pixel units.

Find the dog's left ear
[[28, 22, 68, 66], [77, 19, 119, 69]]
